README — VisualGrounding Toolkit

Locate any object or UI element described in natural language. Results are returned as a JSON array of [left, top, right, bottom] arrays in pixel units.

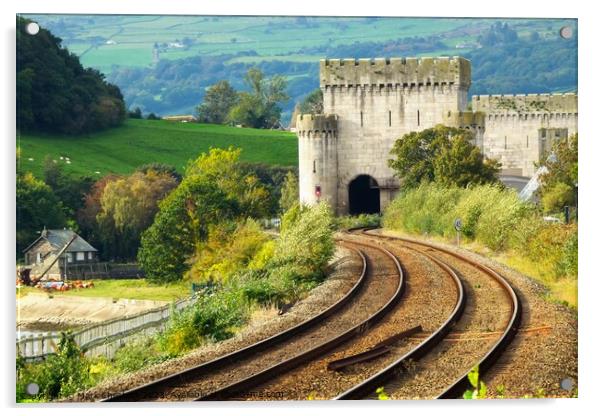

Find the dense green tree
[[388, 125, 500, 190], [16, 17, 126, 134], [196, 80, 239, 124], [228, 68, 289, 128], [537, 134, 578, 213], [97, 170, 178, 260], [138, 148, 271, 282], [16, 168, 66, 257], [136, 163, 182, 183], [43, 156, 93, 219]]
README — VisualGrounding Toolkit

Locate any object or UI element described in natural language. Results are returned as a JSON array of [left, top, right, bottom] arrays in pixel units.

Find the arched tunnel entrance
[[348, 175, 380, 215]]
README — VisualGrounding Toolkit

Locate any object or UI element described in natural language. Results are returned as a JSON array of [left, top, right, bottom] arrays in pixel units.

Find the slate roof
[[23, 229, 98, 253]]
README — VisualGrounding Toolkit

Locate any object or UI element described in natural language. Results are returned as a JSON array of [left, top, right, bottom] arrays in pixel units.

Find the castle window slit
[[417, 110, 420, 126], [388, 111, 392, 127], [313, 160, 316, 174], [360, 111, 363, 127]]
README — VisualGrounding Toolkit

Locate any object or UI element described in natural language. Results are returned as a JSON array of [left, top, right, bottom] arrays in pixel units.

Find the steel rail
[[335, 231, 466, 399], [347, 229, 522, 400], [195, 239, 405, 401], [102, 243, 368, 402]]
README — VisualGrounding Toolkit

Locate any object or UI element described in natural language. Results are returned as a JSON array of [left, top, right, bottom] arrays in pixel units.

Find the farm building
[[22, 228, 98, 280]]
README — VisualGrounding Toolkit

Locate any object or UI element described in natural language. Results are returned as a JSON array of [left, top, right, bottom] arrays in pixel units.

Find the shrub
[[158, 288, 249, 355], [113, 338, 169, 373], [17, 333, 91, 402], [335, 213, 381, 230], [274, 202, 335, 272]]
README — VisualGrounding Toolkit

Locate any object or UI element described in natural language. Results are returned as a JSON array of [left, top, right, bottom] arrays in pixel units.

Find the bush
[[335, 213, 381, 230], [17, 333, 91, 402], [383, 182, 577, 281], [113, 338, 169, 373], [158, 288, 249, 355]]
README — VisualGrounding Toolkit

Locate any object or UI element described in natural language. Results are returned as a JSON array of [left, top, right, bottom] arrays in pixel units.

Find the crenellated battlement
[[296, 114, 338, 138], [472, 93, 577, 114], [320, 56, 471, 89], [443, 111, 486, 128]]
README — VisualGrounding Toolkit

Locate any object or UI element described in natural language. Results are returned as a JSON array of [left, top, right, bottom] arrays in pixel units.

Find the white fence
[[17, 296, 196, 361]]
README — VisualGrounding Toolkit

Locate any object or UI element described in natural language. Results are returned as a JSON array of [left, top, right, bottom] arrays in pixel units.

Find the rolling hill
[[17, 119, 298, 179]]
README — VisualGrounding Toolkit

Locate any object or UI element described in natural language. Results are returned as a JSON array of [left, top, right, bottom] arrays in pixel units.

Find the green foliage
[[335, 214, 381, 230], [96, 169, 178, 260], [138, 148, 270, 283], [43, 156, 94, 219], [17, 17, 125, 134], [279, 171, 299, 213], [538, 134, 578, 214], [16, 333, 91, 402], [196, 80, 239, 124], [137, 175, 235, 283], [112, 338, 170, 373], [383, 182, 577, 279], [227, 68, 289, 128], [158, 288, 249, 354], [299, 88, 323, 114], [274, 202, 335, 272], [16, 169, 66, 256], [463, 366, 487, 399], [187, 219, 270, 284], [388, 125, 500, 190]]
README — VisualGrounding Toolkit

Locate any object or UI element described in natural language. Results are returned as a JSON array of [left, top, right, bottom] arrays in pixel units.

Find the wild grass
[[383, 182, 577, 308]]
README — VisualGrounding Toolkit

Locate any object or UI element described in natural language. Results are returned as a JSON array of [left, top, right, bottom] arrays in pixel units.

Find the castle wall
[[296, 57, 578, 215], [474, 94, 578, 176], [320, 57, 471, 214]]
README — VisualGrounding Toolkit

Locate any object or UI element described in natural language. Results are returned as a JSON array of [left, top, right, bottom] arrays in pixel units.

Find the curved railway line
[[103, 238, 404, 401], [101, 229, 522, 402], [336, 229, 521, 400]]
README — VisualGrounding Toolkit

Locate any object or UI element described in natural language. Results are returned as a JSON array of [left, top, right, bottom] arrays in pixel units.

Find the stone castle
[[296, 57, 578, 215]]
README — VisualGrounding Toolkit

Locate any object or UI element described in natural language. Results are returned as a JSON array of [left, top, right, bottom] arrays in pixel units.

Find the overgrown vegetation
[[383, 182, 577, 306], [537, 134, 578, 213]]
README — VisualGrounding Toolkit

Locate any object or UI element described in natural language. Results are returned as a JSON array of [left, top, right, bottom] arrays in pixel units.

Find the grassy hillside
[[17, 119, 298, 178]]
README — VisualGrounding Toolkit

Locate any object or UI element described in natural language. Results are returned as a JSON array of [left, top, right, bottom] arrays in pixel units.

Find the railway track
[[102, 229, 521, 401], [334, 229, 521, 400], [102, 238, 403, 402]]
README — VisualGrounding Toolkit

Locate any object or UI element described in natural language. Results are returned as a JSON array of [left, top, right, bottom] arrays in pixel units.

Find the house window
[[36, 252, 41, 264], [76, 252, 85, 261], [88, 252, 93, 260], [66, 253, 73, 263]]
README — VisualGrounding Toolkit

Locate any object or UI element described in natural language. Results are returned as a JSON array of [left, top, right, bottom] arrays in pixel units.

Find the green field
[[17, 119, 298, 178]]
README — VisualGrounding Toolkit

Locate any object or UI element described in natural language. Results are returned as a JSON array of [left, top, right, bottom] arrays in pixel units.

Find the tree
[[196, 80, 239, 124], [388, 125, 500, 190], [228, 68, 289, 128], [537, 133, 578, 213], [96, 170, 178, 260], [16, 17, 126, 134], [43, 156, 93, 219], [17, 171, 66, 257], [299, 88, 323, 114], [279, 171, 299, 213], [138, 147, 271, 282]]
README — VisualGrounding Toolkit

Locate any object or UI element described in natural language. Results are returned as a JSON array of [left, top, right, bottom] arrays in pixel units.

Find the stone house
[[22, 228, 98, 280]]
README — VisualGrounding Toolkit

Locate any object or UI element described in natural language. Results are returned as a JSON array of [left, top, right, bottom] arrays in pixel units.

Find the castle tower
[[297, 57, 472, 215], [296, 114, 338, 207]]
